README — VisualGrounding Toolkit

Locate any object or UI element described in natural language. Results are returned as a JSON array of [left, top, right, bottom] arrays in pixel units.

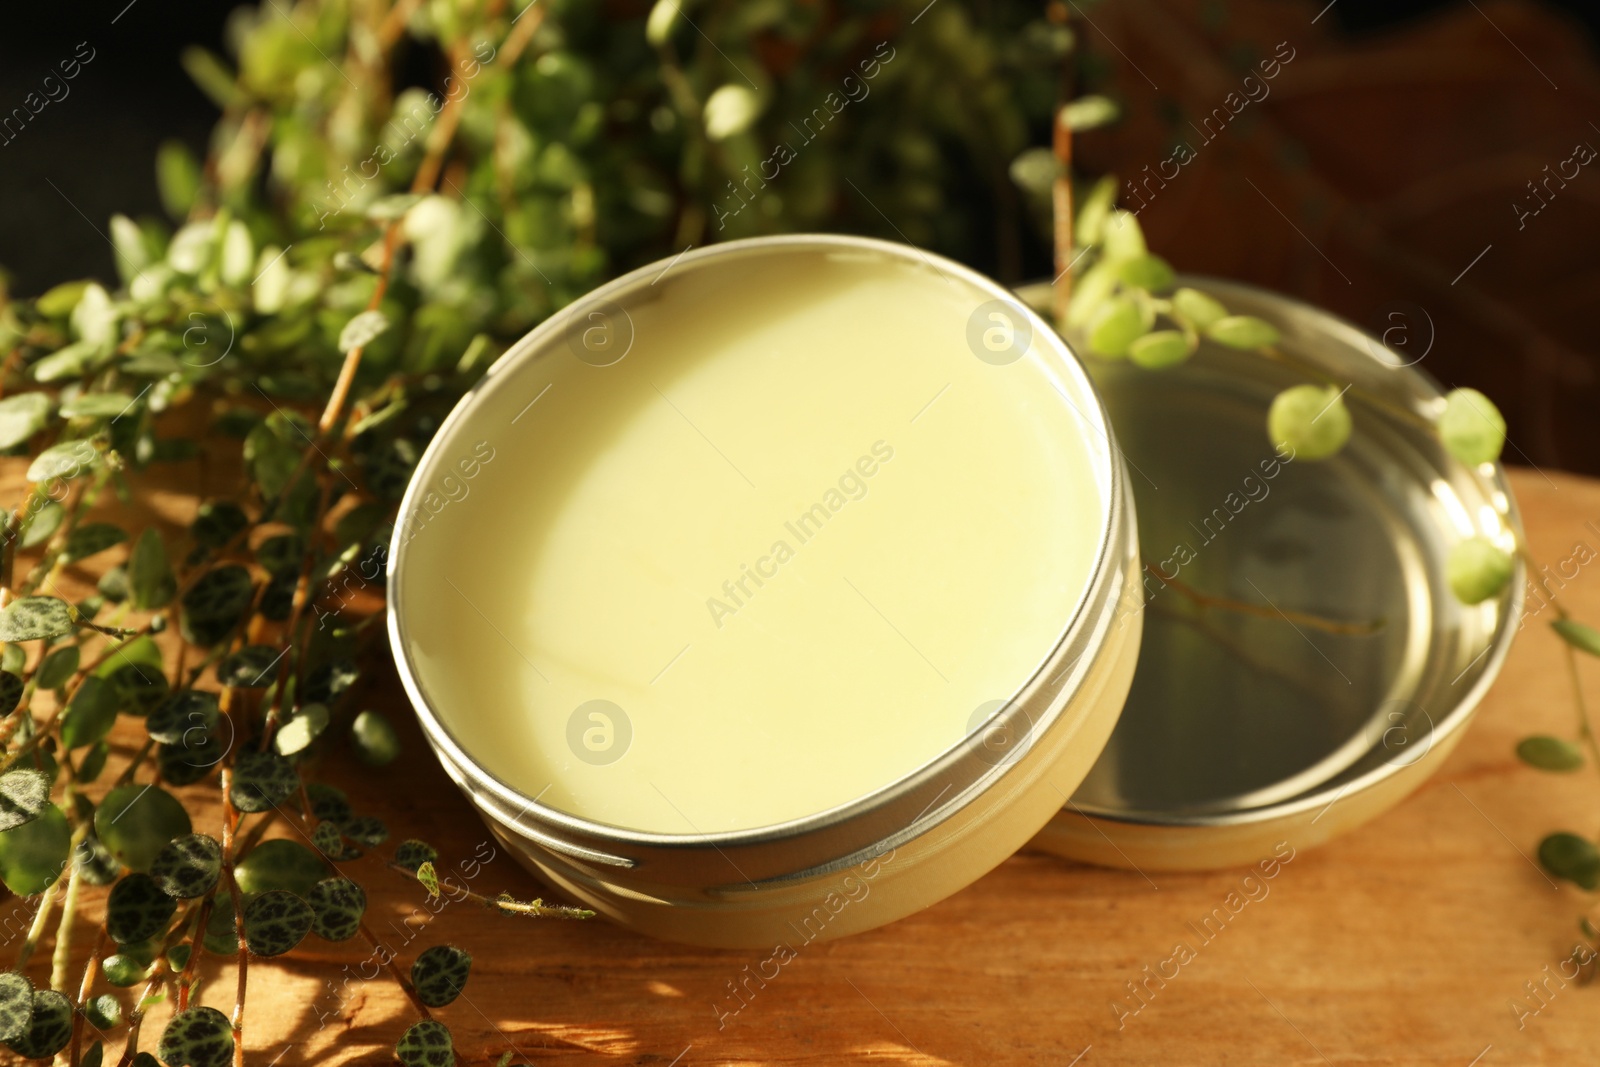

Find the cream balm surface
[[398, 244, 1110, 834]]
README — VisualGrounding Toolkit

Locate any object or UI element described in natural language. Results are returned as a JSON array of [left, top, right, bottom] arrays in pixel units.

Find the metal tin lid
[[387, 235, 1144, 945], [1023, 277, 1524, 869]]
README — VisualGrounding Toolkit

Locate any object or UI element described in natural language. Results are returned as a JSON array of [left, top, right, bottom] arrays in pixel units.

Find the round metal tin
[[387, 236, 1143, 948], [1021, 278, 1525, 870]]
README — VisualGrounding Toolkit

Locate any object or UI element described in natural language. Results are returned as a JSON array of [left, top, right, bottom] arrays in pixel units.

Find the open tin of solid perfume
[[387, 239, 1521, 948], [1021, 278, 1525, 870], [389, 236, 1142, 948]]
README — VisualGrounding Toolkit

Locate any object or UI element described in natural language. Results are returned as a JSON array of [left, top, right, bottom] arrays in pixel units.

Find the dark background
[[3, 0, 1598, 471]]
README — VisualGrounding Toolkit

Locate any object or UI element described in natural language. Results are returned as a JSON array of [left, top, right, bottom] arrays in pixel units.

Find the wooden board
[[11, 465, 1600, 1066]]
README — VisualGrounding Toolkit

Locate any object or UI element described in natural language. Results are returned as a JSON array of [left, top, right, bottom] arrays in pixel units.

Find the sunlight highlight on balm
[[398, 245, 1110, 834]]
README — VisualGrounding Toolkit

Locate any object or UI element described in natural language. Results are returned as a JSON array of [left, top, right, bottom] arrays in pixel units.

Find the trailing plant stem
[[16, 874, 62, 971], [68, 927, 108, 1067]]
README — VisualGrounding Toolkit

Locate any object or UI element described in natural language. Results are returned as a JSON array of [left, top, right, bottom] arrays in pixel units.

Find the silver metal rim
[[1034, 275, 1525, 830], [387, 234, 1128, 871]]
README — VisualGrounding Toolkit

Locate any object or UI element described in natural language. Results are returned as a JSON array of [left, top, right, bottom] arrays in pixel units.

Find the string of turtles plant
[[0, 1, 1090, 1064], [0, 1, 1586, 1062], [1016, 11, 1600, 962], [0, 232, 597, 1067]]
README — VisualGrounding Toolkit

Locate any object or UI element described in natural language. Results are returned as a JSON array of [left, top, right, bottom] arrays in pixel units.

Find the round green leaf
[[1100, 210, 1146, 261], [156, 141, 200, 220], [229, 750, 298, 814], [1446, 537, 1514, 606], [274, 703, 330, 757], [645, 0, 680, 46], [71, 283, 116, 346], [128, 528, 176, 611], [338, 815, 388, 848], [190, 502, 249, 550], [63, 523, 128, 563], [1539, 832, 1600, 890], [151, 833, 223, 899], [0, 771, 51, 833], [311, 820, 355, 860], [60, 675, 120, 750], [5, 989, 71, 1060], [1268, 384, 1351, 461], [1007, 147, 1058, 197], [102, 954, 150, 988], [34, 281, 87, 318], [147, 691, 221, 745], [61, 393, 136, 420], [20, 503, 63, 550], [78, 741, 111, 785], [158, 743, 218, 787], [94, 784, 191, 872], [1551, 618, 1600, 657], [1437, 387, 1505, 466], [306, 783, 351, 822], [1073, 175, 1117, 248], [394, 840, 438, 873], [1062, 261, 1118, 329], [26, 441, 99, 484], [396, 1020, 453, 1067], [411, 945, 472, 1008], [0, 394, 52, 451], [0, 972, 33, 1045], [364, 194, 424, 223], [1116, 253, 1174, 293], [303, 659, 358, 704], [202, 892, 239, 955], [0, 598, 73, 643], [73, 834, 120, 885], [244, 418, 302, 501], [179, 565, 255, 647], [234, 839, 325, 897], [157, 1006, 232, 1067], [350, 711, 400, 767], [106, 655, 169, 716], [259, 573, 296, 622], [34, 647, 78, 691], [0, 804, 70, 895], [155, 699, 228, 784], [702, 84, 762, 141], [1086, 298, 1145, 359], [84, 994, 120, 1030], [338, 310, 391, 354], [307, 877, 366, 942], [0, 671, 21, 717], [1128, 329, 1192, 370], [1170, 287, 1227, 330], [243, 890, 314, 957], [1516, 735, 1584, 772], [1206, 314, 1281, 350], [1059, 94, 1120, 132], [217, 645, 283, 688], [106, 873, 178, 945], [254, 534, 303, 579]]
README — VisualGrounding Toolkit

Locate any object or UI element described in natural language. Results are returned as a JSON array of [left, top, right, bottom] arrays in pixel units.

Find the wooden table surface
[[16, 466, 1600, 1066]]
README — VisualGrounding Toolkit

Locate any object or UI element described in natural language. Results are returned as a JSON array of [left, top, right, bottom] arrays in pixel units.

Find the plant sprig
[[0, 0, 1096, 1060], [1021, 31, 1600, 953]]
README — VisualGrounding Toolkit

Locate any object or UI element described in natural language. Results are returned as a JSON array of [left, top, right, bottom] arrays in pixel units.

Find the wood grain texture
[[6, 466, 1600, 1066]]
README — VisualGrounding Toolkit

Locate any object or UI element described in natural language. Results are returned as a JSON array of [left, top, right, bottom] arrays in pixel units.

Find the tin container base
[[465, 560, 1142, 949], [390, 237, 1152, 948], [1020, 280, 1522, 871]]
